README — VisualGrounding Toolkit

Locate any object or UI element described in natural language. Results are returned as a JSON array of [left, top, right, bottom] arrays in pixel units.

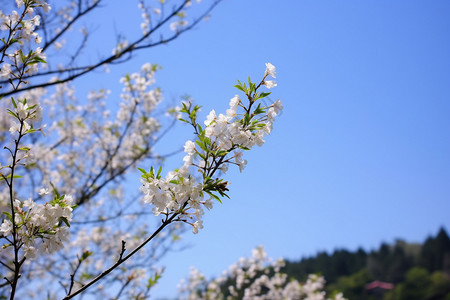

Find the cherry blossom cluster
[[0, 194, 74, 259], [0, 0, 50, 44], [140, 63, 282, 234], [0, 60, 174, 298], [1, 1, 289, 299], [178, 246, 346, 300], [7, 98, 43, 136], [0, 1, 50, 84], [0, 74, 73, 264], [0, 97, 44, 186], [17, 62, 163, 201], [0, 52, 173, 298]]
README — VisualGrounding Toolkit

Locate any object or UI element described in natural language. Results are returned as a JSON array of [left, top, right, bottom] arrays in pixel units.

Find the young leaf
[[234, 84, 245, 93], [137, 167, 147, 174], [156, 166, 163, 179], [11, 97, 17, 109], [195, 140, 208, 152], [59, 217, 71, 228], [3, 211, 12, 221]]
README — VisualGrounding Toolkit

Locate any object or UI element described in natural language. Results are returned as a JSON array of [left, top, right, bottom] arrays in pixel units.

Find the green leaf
[[59, 217, 70, 228], [25, 128, 37, 134], [244, 114, 251, 126], [50, 182, 60, 199], [156, 166, 163, 179], [149, 166, 155, 178], [234, 84, 245, 92], [248, 77, 255, 93], [259, 92, 271, 98], [197, 124, 204, 135], [11, 97, 17, 109], [195, 140, 208, 152], [18, 50, 25, 63], [80, 250, 93, 261], [238, 145, 250, 150], [3, 174, 23, 179], [235, 80, 247, 93], [31, 56, 46, 64], [3, 211, 12, 221], [146, 270, 164, 289], [252, 103, 265, 115], [216, 150, 228, 157], [7, 109, 18, 119], [207, 191, 222, 204], [80, 272, 93, 280], [217, 190, 230, 199]]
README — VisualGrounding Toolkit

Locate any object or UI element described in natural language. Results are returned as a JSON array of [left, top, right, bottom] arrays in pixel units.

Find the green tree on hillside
[[420, 227, 450, 273]]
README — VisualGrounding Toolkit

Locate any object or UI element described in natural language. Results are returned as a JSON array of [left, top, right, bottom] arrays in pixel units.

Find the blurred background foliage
[[281, 227, 450, 300]]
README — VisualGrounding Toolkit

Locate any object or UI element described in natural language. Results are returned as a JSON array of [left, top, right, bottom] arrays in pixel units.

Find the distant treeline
[[282, 227, 450, 300]]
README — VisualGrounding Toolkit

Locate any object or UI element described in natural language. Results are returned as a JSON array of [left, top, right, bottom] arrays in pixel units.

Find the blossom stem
[[8, 121, 26, 300]]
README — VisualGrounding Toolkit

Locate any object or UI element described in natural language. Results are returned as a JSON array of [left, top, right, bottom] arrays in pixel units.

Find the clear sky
[[72, 0, 450, 298]]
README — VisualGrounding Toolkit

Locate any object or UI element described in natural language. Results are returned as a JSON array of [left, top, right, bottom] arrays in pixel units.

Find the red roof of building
[[365, 280, 394, 290]]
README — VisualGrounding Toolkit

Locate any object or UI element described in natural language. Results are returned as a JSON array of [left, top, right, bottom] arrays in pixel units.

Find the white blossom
[[0, 219, 13, 236], [264, 80, 277, 89], [264, 62, 277, 78], [184, 140, 196, 155]]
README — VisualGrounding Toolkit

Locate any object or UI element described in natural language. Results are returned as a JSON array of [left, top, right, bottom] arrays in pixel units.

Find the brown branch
[[0, 0, 224, 98], [63, 212, 179, 299], [42, 0, 103, 53]]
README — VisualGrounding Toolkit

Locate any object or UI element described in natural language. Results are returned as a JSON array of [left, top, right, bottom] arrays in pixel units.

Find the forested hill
[[282, 227, 450, 300]]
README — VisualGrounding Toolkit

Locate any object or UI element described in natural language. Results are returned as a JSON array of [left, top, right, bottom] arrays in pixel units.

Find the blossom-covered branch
[[0, 0, 223, 97], [140, 62, 282, 234], [0, 1, 289, 299]]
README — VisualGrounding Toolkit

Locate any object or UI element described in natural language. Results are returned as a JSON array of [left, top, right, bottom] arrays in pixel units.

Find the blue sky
[[72, 0, 450, 298]]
